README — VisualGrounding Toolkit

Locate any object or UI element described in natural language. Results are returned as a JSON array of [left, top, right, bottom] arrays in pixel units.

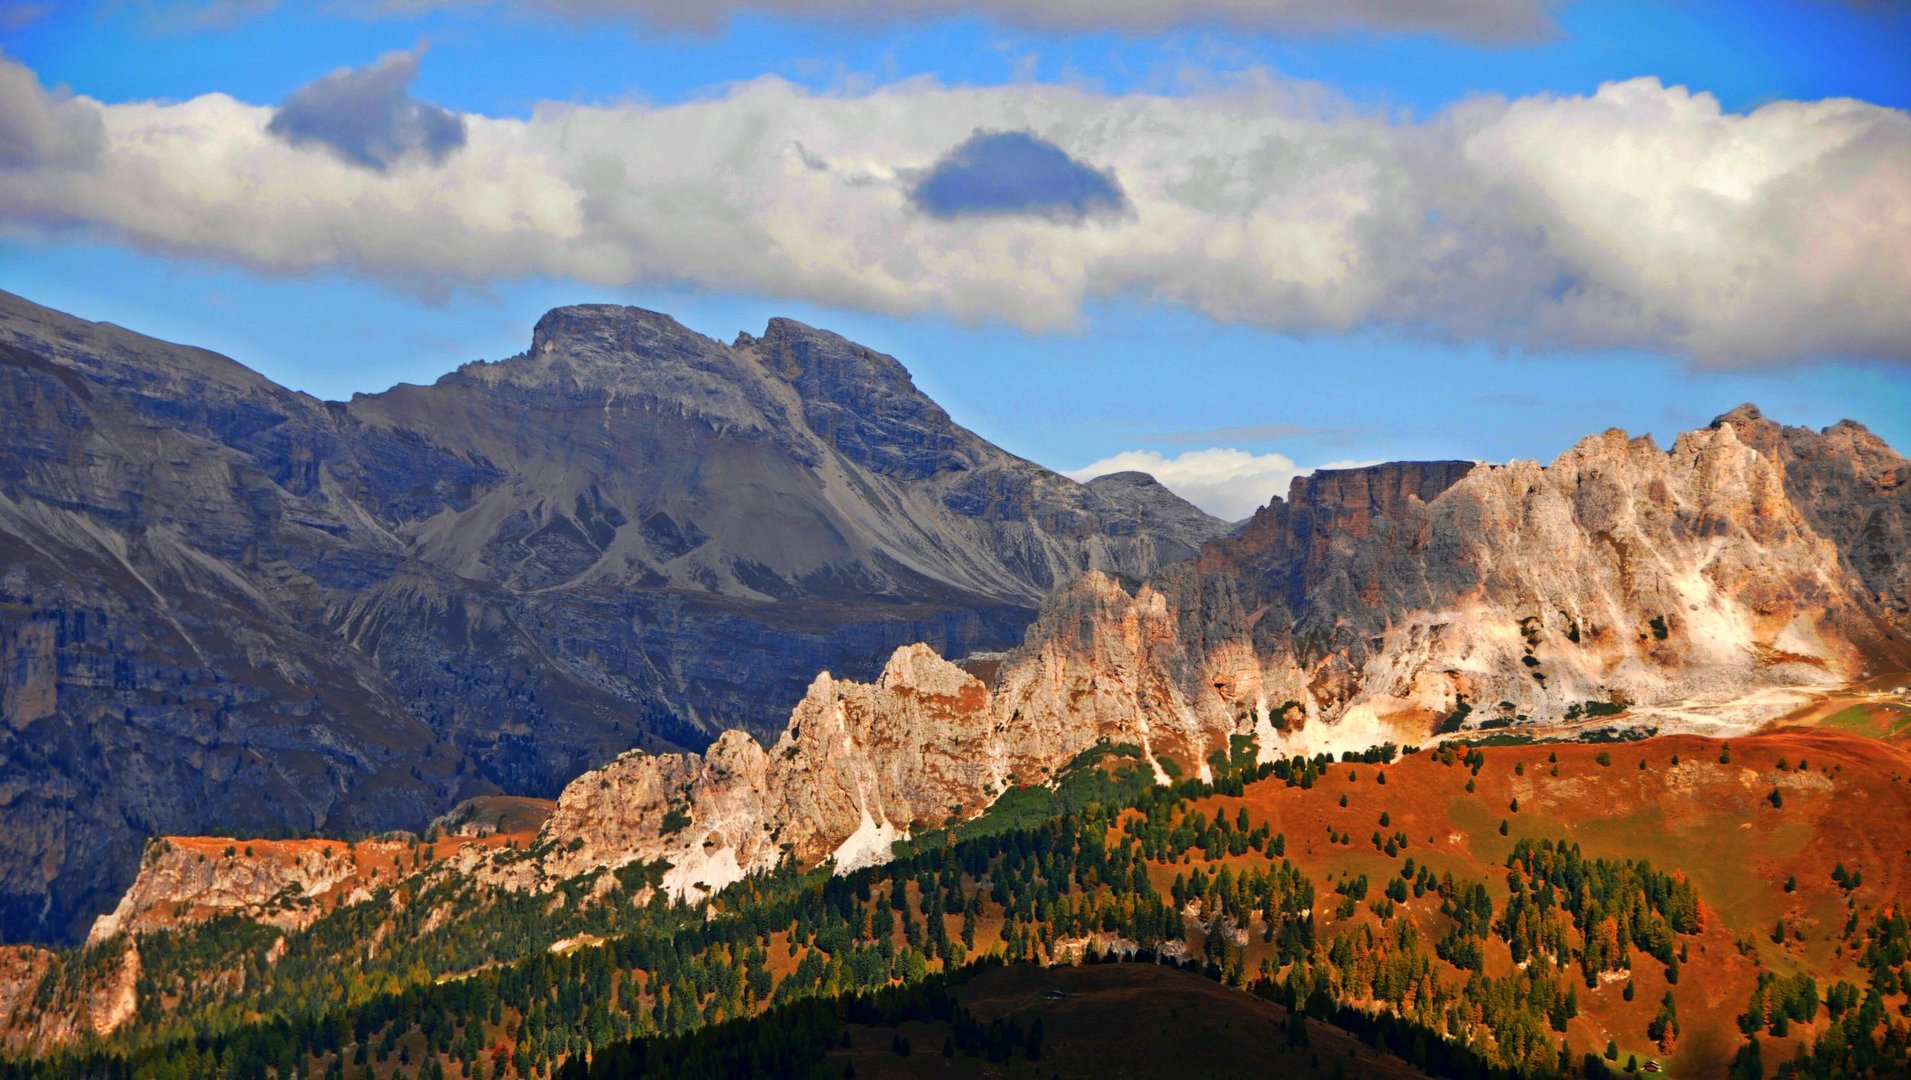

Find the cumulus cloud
[[1066, 448, 1382, 520], [910, 129, 1125, 221], [0, 60, 1906, 365], [266, 47, 466, 170]]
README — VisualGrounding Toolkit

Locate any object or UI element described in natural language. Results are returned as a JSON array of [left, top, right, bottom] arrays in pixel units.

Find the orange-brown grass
[[167, 732, 1911, 1078], [1162, 729, 1911, 1076]]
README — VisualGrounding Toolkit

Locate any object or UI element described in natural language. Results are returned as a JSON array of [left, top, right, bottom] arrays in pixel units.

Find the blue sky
[[2, 0, 1907, 518]]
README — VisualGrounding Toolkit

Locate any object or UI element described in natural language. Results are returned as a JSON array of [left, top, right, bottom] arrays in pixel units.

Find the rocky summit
[[0, 292, 1222, 944], [1014, 412, 1911, 762]]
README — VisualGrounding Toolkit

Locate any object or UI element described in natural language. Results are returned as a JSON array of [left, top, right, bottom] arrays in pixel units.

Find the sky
[[1, 0, 1907, 520]]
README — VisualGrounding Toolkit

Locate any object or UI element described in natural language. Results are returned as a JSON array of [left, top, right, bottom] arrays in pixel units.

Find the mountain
[[997, 413, 1911, 772], [6, 407, 1910, 1077], [0, 292, 1223, 943], [79, 406, 1910, 944], [321, 409, 1910, 913]]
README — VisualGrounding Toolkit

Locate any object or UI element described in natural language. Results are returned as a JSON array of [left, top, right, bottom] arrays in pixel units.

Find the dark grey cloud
[[356, 0, 1561, 42], [910, 129, 1125, 222], [266, 48, 465, 171]]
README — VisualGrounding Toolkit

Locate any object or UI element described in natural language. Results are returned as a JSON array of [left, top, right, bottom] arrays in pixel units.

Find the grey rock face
[[0, 292, 1224, 943], [1710, 404, 1911, 632]]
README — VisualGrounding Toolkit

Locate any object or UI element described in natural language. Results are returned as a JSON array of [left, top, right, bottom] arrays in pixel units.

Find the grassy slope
[[1170, 730, 1911, 1077]]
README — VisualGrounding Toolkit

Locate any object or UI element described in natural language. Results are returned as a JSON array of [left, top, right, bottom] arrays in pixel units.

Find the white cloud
[[1066, 447, 1383, 520], [1, 57, 1906, 365]]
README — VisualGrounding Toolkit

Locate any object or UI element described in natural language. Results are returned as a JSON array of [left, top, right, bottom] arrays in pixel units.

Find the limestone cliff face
[[86, 838, 413, 943], [478, 410, 1909, 913], [1714, 404, 1911, 633], [0, 939, 136, 1052], [1019, 416, 1911, 755], [515, 644, 1011, 901], [89, 645, 1021, 924], [0, 946, 56, 1052], [988, 568, 1268, 784]]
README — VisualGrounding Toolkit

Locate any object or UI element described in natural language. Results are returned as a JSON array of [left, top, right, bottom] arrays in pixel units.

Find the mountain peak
[[734, 315, 966, 480], [1085, 470, 1166, 489], [1706, 402, 1892, 459], [744, 316, 925, 401], [528, 303, 711, 358], [1713, 402, 1766, 427]]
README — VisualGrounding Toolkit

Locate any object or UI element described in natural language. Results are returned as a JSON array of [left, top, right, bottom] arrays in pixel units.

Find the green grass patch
[[1821, 703, 1911, 739]]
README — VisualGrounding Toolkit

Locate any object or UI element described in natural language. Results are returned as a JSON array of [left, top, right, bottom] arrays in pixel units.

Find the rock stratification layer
[[0, 293, 1222, 943]]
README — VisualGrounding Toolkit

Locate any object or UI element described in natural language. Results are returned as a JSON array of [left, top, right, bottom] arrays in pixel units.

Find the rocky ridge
[[1014, 416, 1911, 761], [90, 837, 426, 942]]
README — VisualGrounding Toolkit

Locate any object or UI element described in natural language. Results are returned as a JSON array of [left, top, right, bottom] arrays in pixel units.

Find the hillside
[[0, 293, 1222, 943], [3, 724, 1907, 1077]]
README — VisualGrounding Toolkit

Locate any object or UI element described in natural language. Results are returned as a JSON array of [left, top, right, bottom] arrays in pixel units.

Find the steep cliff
[[466, 644, 1013, 902], [0, 292, 1222, 943], [1713, 404, 1911, 630]]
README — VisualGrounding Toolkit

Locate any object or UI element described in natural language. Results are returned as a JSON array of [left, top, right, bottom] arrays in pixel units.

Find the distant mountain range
[[0, 293, 1223, 943]]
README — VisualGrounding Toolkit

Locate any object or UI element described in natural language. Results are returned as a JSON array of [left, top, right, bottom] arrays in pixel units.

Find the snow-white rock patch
[[660, 838, 746, 904], [832, 804, 903, 874]]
